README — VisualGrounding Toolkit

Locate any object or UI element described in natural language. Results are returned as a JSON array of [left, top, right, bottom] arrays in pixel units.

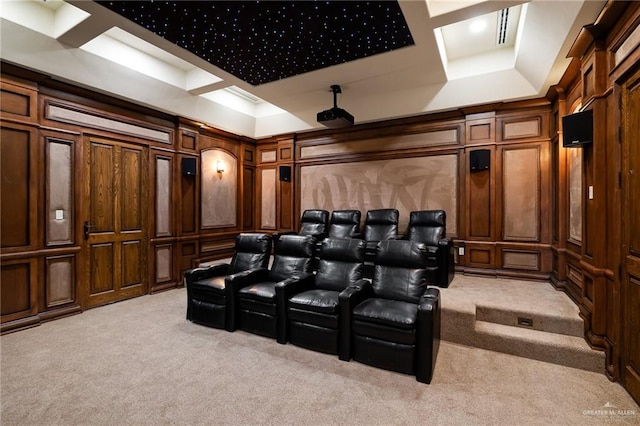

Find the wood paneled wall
[[547, 2, 640, 399], [0, 72, 255, 332], [289, 106, 552, 280]]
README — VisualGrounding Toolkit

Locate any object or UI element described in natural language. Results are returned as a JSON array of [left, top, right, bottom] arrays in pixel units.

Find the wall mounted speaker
[[470, 149, 490, 172], [279, 165, 291, 182], [562, 109, 593, 147], [182, 157, 197, 176]]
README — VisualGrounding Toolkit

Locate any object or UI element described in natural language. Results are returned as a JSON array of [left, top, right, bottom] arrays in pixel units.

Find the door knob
[[83, 221, 96, 240]]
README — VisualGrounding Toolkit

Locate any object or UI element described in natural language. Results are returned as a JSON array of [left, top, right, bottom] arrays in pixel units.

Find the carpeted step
[[476, 305, 584, 338], [474, 320, 605, 373]]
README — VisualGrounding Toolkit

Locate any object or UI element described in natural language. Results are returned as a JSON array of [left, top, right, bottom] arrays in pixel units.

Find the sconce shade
[[216, 160, 225, 173]]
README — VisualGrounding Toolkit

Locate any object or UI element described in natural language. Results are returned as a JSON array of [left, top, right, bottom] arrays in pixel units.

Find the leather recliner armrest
[[416, 287, 440, 384], [225, 268, 269, 292], [434, 238, 454, 288], [184, 263, 230, 286], [276, 273, 316, 301], [225, 268, 269, 332], [338, 279, 373, 361], [184, 263, 230, 321], [275, 272, 315, 344]]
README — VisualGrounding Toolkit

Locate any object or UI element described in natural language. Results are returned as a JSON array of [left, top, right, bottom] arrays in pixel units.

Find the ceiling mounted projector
[[317, 85, 354, 128]]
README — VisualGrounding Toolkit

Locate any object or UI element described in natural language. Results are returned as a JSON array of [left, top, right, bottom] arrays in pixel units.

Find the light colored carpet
[[1, 284, 638, 425], [439, 275, 605, 372]]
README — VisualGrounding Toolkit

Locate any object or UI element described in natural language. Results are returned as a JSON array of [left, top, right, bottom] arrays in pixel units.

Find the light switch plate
[[55, 210, 64, 220], [588, 186, 594, 200], [458, 247, 465, 256]]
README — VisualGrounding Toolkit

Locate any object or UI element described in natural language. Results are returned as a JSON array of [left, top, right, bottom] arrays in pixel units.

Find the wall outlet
[[458, 247, 465, 256], [55, 210, 64, 220]]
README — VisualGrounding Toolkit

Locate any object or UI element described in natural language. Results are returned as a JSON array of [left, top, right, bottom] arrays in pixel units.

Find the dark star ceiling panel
[[97, 1, 414, 86]]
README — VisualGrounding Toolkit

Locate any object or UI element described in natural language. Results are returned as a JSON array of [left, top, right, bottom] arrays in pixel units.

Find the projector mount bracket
[[330, 84, 342, 108]]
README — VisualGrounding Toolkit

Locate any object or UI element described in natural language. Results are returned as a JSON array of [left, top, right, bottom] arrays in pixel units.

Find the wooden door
[[83, 137, 148, 309], [621, 66, 640, 404]]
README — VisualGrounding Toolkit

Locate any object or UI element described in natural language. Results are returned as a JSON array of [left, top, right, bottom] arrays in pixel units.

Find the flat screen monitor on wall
[[562, 109, 593, 148]]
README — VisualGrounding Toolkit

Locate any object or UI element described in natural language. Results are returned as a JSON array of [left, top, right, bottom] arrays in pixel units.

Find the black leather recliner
[[232, 234, 316, 340], [276, 237, 366, 355], [362, 208, 399, 278], [298, 209, 330, 240], [407, 210, 454, 287], [274, 209, 329, 257], [340, 239, 441, 384], [185, 233, 272, 331], [328, 210, 362, 238]]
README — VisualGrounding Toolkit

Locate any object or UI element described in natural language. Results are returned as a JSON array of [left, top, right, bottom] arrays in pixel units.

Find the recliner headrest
[[301, 209, 329, 224], [366, 209, 399, 225], [275, 234, 315, 257], [235, 233, 272, 253], [320, 237, 366, 262], [409, 210, 446, 227], [331, 210, 361, 225], [375, 240, 428, 269]]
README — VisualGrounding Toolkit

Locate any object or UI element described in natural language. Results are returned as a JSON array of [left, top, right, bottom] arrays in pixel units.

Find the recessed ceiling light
[[469, 19, 487, 33]]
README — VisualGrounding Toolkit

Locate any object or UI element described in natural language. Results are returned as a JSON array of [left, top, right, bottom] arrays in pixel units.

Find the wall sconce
[[216, 160, 225, 173]]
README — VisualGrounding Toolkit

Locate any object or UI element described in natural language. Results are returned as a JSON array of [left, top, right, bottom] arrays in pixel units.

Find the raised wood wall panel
[[45, 100, 173, 145], [180, 131, 197, 151], [45, 255, 75, 308], [584, 274, 595, 305], [181, 156, 197, 234], [501, 249, 540, 271], [45, 136, 75, 246], [197, 233, 237, 263], [467, 151, 492, 239], [155, 245, 172, 284], [155, 155, 172, 237], [497, 114, 546, 142], [259, 168, 277, 229], [297, 127, 459, 161], [260, 150, 277, 163], [566, 261, 583, 288], [279, 179, 293, 230], [466, 244, 495, 269], [1, 89, 30, 118], [243, 167, 255, 230], [501, 146, 541, 242], [465, 115, 495, 145], [583, 142, 595, 258], [1, 260, 37, 321], [568, 147, 583, 243], [277, 140, 294, 230], [243, 147, 255, 165], [582, 61, 595, 102], [241, 144, 256, 231], [200, 149, 238, 229], [1, 124, 37, 250], [180, 242, 197, 273], [280, 146, 292, 160], [0, 80, 37, 124]]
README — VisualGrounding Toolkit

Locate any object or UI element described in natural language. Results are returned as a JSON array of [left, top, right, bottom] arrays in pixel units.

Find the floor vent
[[517, 317, 533, 328]]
